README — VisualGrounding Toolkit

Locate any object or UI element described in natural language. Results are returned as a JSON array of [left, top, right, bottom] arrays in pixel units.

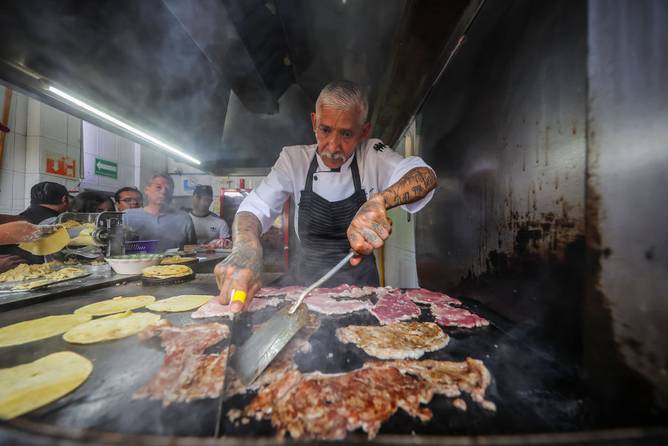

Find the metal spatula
[[231, 251, 355, 385]]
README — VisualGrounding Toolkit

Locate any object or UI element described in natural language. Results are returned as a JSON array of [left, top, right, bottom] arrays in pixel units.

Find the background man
[[123, 174, 196, 251], [115, 187, 143, 211], [215, 80, 437, 312], [20, 182, 71, 224], [189, 185, 231, 248]]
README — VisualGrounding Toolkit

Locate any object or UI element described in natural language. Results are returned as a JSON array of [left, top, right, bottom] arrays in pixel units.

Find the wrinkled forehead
[[315, 105, 364, 128]]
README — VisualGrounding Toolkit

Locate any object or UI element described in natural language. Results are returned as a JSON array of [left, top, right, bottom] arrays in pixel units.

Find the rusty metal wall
[[414, 0, 587, 290], [586, 0, 668, 403]]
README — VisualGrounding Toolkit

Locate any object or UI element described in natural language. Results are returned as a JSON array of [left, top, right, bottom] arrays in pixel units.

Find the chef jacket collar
[[314, 146, 357, 173]]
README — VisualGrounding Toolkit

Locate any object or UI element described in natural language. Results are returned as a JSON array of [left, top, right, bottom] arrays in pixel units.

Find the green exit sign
[[95, 158, 117, 179]]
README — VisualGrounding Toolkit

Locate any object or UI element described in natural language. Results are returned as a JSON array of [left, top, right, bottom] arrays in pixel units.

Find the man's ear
[[360, 121, 371, 139]]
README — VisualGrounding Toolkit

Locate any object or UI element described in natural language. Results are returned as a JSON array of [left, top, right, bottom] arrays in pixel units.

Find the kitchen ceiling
[[0, 0, 473, 174]]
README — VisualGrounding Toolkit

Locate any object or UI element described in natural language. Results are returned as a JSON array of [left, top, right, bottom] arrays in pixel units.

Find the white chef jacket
[[237, 138, 435, 235]]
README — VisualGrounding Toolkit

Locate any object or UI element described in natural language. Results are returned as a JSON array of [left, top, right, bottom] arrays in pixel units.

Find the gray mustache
[[321, 152, 346, 161]]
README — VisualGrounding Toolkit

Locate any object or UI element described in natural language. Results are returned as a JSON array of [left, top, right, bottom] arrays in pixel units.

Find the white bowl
[[105, 254, 163, 275]]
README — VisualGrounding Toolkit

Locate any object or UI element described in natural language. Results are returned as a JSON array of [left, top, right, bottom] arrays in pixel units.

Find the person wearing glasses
[[114, 187, 143, 211], [214, 80, 437, 312]]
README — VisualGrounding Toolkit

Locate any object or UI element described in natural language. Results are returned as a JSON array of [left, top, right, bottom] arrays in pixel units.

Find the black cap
[[193, 185, 213, 197], [30, 181, 71, 205]]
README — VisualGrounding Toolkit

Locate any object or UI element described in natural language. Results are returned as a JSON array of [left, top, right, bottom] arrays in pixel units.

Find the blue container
[[124, 240, 160, 254]]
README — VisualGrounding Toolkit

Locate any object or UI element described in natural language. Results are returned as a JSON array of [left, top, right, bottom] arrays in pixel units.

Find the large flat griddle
[[0, 275, 594, 441]]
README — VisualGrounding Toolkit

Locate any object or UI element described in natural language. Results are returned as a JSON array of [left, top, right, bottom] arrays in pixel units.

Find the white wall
[[80, 121, 141, 192], [0, 89, 82, 214], [383, 124, 419, 288]]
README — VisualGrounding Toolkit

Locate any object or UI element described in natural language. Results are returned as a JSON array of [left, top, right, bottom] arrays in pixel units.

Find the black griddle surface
[[0, 278, 586, 439], [219, 296, 585, 438], [0, 276, 226, 438]]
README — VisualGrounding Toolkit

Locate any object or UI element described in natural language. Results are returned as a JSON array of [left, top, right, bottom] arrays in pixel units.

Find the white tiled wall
[[80, 122, 141, 192], [0, 88, 200, 216], [0, 88, 31, 214]]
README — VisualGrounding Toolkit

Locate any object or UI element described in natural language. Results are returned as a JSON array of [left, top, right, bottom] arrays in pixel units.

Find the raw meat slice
[[370, 290, 421, 324], [335, 322, 449, 359], [430, 303, 489, 328], [133, 321, 230, 406], [304, 294, 372, 315], [403, 288, 462, 306], [191, 296, 281, 319], [246, 357, 495, 440], [255, 286, 304, 300]]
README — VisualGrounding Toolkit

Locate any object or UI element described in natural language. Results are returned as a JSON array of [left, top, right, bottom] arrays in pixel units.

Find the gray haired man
[[215, 80, 438, 312]]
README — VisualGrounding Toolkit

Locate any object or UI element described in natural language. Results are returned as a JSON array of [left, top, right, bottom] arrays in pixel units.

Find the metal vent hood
[[0, 0, 474, 174]]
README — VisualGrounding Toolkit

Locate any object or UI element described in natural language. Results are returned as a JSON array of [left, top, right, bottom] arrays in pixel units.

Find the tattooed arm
[[347, 167, 437, 265], [214, 211, 264, 313]]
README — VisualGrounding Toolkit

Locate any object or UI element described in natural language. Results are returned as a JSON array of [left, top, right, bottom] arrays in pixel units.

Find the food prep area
[[0, 275, 595, 441]]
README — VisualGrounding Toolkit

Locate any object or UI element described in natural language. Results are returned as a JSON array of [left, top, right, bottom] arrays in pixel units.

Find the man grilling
[[215, 80, 437, 312]]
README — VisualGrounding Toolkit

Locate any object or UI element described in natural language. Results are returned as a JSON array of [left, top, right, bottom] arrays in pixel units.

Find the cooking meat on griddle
[[245, 357, 495, 440], [133, 320, 230, 406], [224, 313, 321, 397], [335, 322, 449, 359], [304, 294, 372, 315], [370, 288, 422, 324], [191, 296, 281, 319], [430, 302, 489, 328], [404, 288, 462, 306]]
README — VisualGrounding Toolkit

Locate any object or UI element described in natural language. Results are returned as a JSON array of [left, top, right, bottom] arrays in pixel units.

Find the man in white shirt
[[215, 80, 437, 312], [189, 185, 231, 247]]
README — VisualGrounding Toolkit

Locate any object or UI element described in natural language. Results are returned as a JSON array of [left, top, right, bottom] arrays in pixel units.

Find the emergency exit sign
[[95, 158, 117, 179]]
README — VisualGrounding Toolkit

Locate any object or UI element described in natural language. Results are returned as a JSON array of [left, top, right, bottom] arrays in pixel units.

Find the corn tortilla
[[63, 311, 160, 344], [0, 314, 92, 348], [18, 227, 70, 256], [146, 295, 212, 312], [142, 265, 192, 278], [0, 352, 92, 419], [73, 295, 155, 316]]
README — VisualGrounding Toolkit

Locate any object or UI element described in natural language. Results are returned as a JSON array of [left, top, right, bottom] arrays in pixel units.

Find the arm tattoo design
[[219, 212, 263, 273], [380, 167, 437, 209]]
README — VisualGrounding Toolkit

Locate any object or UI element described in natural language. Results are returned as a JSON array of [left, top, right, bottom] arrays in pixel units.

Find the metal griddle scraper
[[230, 251, 356, 386]]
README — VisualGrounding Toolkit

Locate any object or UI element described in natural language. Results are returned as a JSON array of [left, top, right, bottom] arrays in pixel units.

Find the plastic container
[[124, 240, 160, 254], [105, 254, 163, 275]]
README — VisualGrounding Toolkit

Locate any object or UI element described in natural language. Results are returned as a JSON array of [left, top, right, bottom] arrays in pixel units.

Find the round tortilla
[[18, 227, 70, 255], [146, 295, 212, 312], [63, 311, 160, 344], [73, 295, 156, 316], [0, 314, 92, 348], [0, 351, 93, 420], [142, 265, 192, 278]]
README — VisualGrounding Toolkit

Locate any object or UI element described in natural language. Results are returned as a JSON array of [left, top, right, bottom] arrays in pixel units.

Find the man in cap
[[20, 181, 71, 224], [189, 185, 231, 248]]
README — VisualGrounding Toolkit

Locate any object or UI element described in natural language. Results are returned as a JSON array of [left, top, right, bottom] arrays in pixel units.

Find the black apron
[[289, 153, 379, 287]]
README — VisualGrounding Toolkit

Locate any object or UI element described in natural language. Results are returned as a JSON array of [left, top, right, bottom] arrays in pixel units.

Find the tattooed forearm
[[380, 167, 437, 209], [224, 212, 263, 273]]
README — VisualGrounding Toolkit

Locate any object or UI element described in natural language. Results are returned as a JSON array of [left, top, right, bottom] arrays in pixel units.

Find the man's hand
[[0, 255, 25, 273], [347, 194, 392, 266], [0, 221, 48, 245], [205, 238, 232, 250], [214, 212, 263, 313]]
